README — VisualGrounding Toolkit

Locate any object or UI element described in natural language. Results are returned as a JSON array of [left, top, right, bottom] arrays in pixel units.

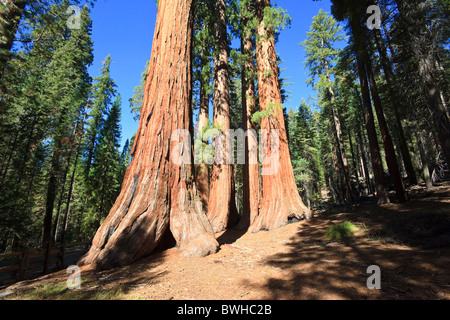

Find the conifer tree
[[90, 95, 123, 229], [84, 55, 117, 180], [42, 4, 94, 247], [129, 60, 149, 121], [331, 0, 392, 204], [301, 9, 354, 202]]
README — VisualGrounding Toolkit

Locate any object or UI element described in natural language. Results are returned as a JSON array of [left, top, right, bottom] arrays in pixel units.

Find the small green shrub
[[325, 221, 356, 240]]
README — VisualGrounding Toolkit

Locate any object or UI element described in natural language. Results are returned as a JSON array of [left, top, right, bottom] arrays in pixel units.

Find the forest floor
[[1, 181, 450, 300]]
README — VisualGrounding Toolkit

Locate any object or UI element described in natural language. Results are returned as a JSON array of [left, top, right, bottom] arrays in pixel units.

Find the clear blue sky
[[87, 0, 339, 147]]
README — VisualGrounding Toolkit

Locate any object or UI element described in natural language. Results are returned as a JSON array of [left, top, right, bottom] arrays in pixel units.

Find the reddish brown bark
[[349, 16, 390, 205], [354, 53, 390, 205], [248, 0, 311, 233], [373, 28, 418, 186], [79, 0, 218, 270], [365, 58, 407, 203], [206, 0, 239, 233], [237, 11, 261, 231], [195, 69, 210, 213]]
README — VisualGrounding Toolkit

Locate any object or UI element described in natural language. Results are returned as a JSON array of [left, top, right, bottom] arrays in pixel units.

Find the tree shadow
[[216, 227, 248, 246], [241, 182, 450, 300], [9, 246, 172, 300]]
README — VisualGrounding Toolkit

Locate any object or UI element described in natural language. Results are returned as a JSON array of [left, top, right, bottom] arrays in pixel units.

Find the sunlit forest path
[[3, 180, 449, 300]]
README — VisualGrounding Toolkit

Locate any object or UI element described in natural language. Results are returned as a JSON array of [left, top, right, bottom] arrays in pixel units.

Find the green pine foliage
[[1, 0, 448, 252], [287, 99, 324, 208], [129, 60, 149, 121], [0, 3, 130, 251]]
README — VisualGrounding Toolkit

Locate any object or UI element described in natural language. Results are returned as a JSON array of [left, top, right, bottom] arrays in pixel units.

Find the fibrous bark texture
[[195, 71, 210, 213], [248, 0, 311, 233], [237, 11, 261, 231], [206, 0, 239, 233], [79, 0, 218, 270]]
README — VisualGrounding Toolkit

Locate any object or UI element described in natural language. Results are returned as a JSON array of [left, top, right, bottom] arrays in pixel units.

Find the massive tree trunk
[[364, 58, 407, 203], [206, 0, 239, 233], [237, 9, 261, 231], [248, 0, 310, 233], [79, 0, 218, 270]]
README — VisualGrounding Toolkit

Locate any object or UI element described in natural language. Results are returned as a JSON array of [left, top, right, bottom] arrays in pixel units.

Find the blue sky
[[87, 0, 338, 147]]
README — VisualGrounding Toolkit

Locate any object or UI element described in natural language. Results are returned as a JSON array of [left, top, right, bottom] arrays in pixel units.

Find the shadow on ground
[[8, 250, 171, 300], [244, 182, 450, 300]]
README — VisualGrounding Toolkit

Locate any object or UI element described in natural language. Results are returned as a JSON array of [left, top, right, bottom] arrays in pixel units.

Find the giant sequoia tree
[[237, 0, 262, 231], [206, 0, 239, 233], [79, 0, 218, 270], [248, 0, 311, 233]]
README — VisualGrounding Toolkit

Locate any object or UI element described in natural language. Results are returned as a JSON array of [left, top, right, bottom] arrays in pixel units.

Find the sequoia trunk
[[206, 0, 239, 233], [195, 66, 210, 213], [79, 0, 218, 270], [237, 10, 261, 231], [248, 0, 311, 233]]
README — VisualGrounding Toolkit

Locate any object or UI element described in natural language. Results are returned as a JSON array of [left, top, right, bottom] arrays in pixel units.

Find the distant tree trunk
[[422, 67, 450, 168], [348, 130, 361, 195], [52, 158, 69, 243], [248, 0, 310, 233], [324, 58, 353, 202], [59, 138, 81, 245], [373, 28, 418, 186], [52, 118, 81, 243], [394, 0, 450, 168], [195, 72, 210, 213], [353, 82, 374, 195], [364, 58, 407, 203], [59, 112, 87, 245], [356, 127, 373, 195], [353, 52, 390, 204], [237, 11, 261, 231], [349, 16, 390, 205], [79, 0, 218, 270], [417, 131, 433, 189], [42, 140, 62, 248], [207, 0, 239, 233]]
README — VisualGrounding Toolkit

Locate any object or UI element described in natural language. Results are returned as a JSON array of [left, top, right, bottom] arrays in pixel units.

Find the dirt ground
[[2, 181, 449, 300]]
